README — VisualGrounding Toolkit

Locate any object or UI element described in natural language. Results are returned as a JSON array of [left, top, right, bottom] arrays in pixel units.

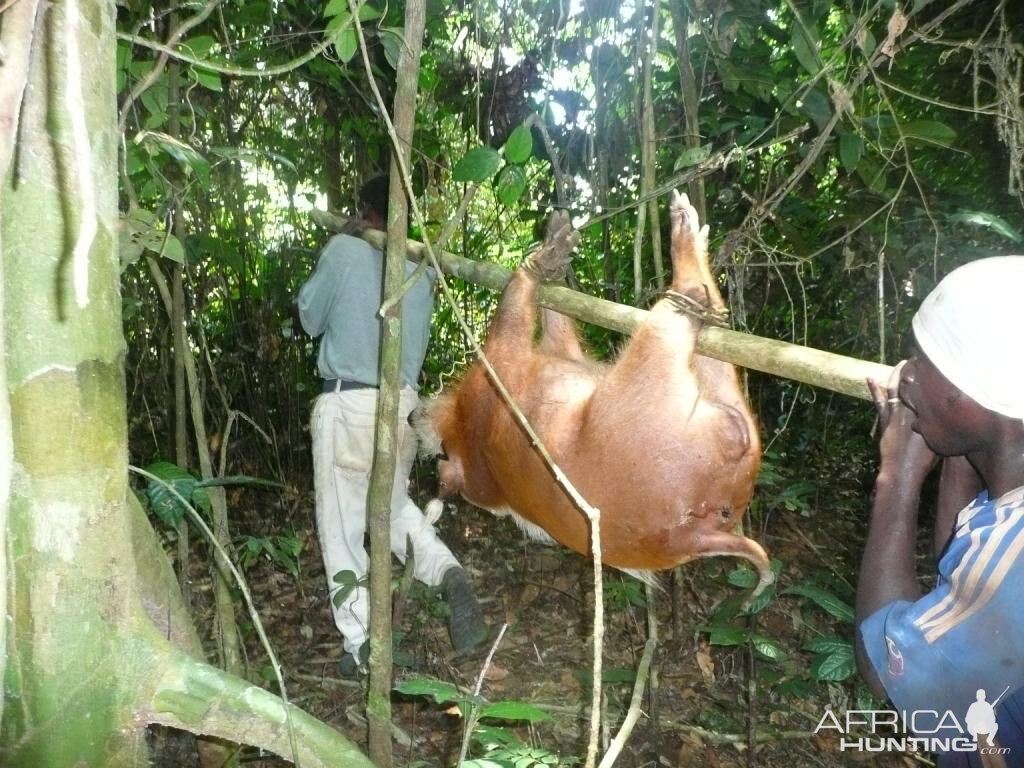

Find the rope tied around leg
[[664, 287, 730, 327]]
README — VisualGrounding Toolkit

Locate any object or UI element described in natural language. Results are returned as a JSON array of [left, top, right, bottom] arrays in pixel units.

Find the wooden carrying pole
[[311, 210, 894, 401]]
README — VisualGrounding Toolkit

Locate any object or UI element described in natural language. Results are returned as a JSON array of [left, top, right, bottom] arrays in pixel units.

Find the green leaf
[[137, 131, 210, 188], [674, 143, 711, 170], [192, 68, 222, 92], [394, 677, 463, 704], [379, 27, 405, 70], [704, 625, 749, 646], [324, 0, 348, 17], [334, 27, 358, 63], [743, 584, 776, 616], [357, 3, 381, 20], [783, 583, 855, 622], [180, 35, 217, 58], [856, 155, 887, 194], [811, 645, 857, 681], [495, 165, 528, 207], [479, 701, 551, 723], [803, 636, 853, 655], [160, 236, 185, 264], [143, 460, 199, 529], [950, 210, 1023, 242], [419, 63, 439, 91], [332, 569, 359, 585], [727, 567, 757, 589], [791, 25, 821, 75], [798, 88, 832, 132], [504, 123, 533, 164], [751, 635, 787, 662], [325, 11, 352, 40], [472, 724, 522, 750], [901, 120, 956, 147], [453, 146, 501, 183], [461, 760, 515, 768], [118, 209, 185, 272], [839, 133, 863, 172]]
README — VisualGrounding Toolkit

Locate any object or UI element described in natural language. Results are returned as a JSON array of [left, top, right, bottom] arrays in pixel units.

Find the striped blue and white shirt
[[861, 484, 1024, 766]]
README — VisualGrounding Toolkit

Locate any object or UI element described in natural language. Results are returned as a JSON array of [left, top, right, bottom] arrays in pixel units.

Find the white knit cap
[[911, 256, 1024, 419]]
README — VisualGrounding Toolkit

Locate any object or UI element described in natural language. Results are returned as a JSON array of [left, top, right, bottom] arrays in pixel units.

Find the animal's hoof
[[670, 189, 709, 251], [529, 209, 578, 281]]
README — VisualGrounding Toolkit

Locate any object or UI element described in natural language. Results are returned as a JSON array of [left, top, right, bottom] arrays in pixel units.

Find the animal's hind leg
[[669, 191, 748, 407], [669, 190, 723, 308]]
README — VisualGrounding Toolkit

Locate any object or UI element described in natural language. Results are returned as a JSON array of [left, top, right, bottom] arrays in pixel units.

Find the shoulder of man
[[323, 233, 379, 259]]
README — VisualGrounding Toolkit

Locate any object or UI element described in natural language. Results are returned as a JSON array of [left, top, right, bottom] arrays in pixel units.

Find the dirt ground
[[149, 443, 940, 768]]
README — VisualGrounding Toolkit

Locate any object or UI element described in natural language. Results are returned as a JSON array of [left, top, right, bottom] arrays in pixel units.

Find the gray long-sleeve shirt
[[298, 234, 436, 389]]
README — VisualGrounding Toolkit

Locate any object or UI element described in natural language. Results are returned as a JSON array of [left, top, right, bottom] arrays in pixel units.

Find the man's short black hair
[[358, 175, 390, 220]]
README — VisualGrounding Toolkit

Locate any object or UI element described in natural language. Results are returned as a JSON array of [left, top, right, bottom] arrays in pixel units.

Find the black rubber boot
[[441, 567, 488, 653], [339, 642, 369, 678]]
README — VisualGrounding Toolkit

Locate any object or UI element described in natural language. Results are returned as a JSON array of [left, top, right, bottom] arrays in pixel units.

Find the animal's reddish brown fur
[[428, 192, 771, 588]]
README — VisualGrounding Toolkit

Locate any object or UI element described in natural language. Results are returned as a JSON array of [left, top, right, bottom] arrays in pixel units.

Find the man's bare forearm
[[855, 471, 925, 698]]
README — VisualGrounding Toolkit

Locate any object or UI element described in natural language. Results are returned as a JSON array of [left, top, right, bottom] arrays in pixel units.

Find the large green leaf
[[791, 25, 821, 76], [394, 677, 463, 704], [810, 644, 857, 681], [804, 636, 853, 655], [137, 131, 210, 188], [674, 143, 711, 170], [950, 210, 1023, 242], [783, 583, 855, 622], [479, 701, 551, 723], [142, 460, 210, 529], [798, 87, 833, 132], [495, 165, 527, 207], [118, 209, 184, 271], [503, 123, 533, 164], [839, 133, 863, 172], [334, 28, 358, 63], [453, 146, 501, 183], [180, 35, 217, 58], [901, 120, 956, 147], [752, 635, 787, 662], [379, 27, 405, 70], [703, 625, 749, 646]]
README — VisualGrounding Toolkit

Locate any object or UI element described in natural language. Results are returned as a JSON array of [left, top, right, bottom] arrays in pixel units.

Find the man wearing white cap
[[857, 256, 1024, 767]]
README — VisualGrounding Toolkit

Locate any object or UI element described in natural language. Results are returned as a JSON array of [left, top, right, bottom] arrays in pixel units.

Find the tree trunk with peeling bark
[[0, 3, 374, 765]]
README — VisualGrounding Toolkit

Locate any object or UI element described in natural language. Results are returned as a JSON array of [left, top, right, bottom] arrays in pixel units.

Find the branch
[[310, 211, 893, 401], [597, 583, 658, 768], [145, 649, 375, 768], [116, 22, 343, 79], [117, 0, 222, 132]]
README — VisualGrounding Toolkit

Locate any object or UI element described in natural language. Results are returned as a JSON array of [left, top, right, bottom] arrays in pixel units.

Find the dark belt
[[322, 378, 377, 393]]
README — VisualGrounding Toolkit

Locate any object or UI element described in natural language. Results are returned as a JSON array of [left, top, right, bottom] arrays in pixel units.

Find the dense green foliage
[[118, 1, 1023, 481]]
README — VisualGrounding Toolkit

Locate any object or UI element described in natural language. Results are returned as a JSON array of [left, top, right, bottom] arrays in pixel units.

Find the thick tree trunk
[[0, 0, 43, 724], [0, 3, 374, 765], [310, 213, 893, 401]]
